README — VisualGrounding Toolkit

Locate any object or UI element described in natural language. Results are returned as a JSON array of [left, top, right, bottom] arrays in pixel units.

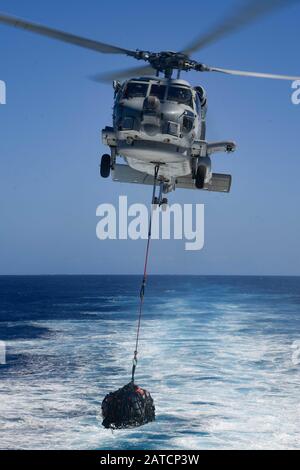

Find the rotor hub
[[134, 50, 208, 78]]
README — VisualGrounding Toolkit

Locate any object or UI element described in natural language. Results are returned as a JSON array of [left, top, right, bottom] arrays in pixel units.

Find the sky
[[0, 0, 299, 275]]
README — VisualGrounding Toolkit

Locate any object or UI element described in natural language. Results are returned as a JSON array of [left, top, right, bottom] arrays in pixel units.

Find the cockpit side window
[[195, 93, 202, 115], [167, 87, 193, 107], [150, 84, 167, 101], [123, 82, 149, 99]]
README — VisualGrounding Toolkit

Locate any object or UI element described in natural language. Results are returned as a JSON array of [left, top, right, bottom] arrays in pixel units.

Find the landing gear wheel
[[100, 154, 111, 178], [195, 165, 207, 190]]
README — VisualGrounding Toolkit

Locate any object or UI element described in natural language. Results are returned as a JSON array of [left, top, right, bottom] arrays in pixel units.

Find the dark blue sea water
[[0, 275, 299, 450]]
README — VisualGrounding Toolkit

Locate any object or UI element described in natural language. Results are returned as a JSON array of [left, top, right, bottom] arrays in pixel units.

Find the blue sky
[[0, 0, 299, 275]]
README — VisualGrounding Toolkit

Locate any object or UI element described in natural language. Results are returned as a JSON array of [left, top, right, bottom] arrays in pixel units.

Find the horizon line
[[0, 273, 300, 278]]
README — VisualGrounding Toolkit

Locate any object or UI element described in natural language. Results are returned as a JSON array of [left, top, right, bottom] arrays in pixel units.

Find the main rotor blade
[[182, 0, 298, 56], [91, 65, 156, 83], [0, 12, 136, 56], [205, 65, 300, 81]]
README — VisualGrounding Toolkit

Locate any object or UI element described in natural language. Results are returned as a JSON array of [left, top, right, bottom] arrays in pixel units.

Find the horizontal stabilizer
[[112, 164, 231, 193], [176, 173, 232, 193], [208, 173, 232, 193]]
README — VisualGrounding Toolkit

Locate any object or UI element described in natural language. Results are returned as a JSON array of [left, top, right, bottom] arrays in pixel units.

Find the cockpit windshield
[[123, 82, 148, 99], [149, 84, 166, 100], [167, 86, 193, 107]]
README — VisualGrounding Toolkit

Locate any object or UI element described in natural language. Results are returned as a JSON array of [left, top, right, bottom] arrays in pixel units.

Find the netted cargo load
[[102, 382, 155, 430]]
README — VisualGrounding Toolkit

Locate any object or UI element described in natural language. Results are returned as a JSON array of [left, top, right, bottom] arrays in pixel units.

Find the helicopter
[[1, 0, 299, 205]]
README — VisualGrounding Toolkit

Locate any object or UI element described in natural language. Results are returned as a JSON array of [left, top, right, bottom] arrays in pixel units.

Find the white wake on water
[[0, 298, 300, 450]]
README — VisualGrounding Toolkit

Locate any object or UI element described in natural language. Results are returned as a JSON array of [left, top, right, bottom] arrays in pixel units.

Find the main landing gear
[[195, 165, 207, 189], [100, 154, 111, 178], [100, 147, 117, 178]]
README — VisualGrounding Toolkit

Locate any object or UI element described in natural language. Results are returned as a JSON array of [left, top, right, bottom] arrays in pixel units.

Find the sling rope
[[131, 165, 160, 383]]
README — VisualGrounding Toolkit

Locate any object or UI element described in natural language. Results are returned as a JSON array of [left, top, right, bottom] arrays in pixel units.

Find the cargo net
[[102, 382, 155, 429]]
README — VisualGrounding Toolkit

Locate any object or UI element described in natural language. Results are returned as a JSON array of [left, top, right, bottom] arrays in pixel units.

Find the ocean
[[0, 275, 299, 450]]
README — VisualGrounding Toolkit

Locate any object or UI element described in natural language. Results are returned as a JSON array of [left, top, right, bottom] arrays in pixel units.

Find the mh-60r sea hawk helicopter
[[1, 0, 299, 205], [101, 74, 236, 201]]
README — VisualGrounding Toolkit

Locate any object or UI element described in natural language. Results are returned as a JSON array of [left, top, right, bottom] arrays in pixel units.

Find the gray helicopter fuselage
[[111, 76, 208, 182]]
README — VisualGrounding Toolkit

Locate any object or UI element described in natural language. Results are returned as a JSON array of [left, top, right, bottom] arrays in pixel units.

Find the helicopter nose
[[143, 123, 160, 136], [142, 96, 161, 135]]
